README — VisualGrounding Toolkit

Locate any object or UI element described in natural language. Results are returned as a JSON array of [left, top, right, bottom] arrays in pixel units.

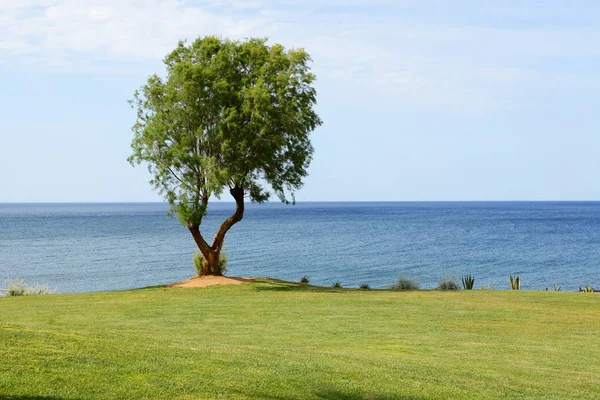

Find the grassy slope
[[0, 281, 599, 400]]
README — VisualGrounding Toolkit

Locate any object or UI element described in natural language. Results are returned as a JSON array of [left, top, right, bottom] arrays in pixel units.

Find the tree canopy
[[129, 36, 322, 275]]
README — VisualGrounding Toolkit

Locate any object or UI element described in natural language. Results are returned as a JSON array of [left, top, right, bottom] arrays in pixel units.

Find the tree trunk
[[187, 186, 245, 276], [201, 249, 222, 276]]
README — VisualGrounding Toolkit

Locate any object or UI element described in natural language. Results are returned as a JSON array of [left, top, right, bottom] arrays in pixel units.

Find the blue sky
[[1, 0, 599, 202]]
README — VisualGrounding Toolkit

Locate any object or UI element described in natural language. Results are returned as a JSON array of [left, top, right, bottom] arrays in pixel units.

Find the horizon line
[[2, 200, 600, 204]]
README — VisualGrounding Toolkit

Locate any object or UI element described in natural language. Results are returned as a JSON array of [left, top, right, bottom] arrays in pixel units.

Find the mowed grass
[[1, 281, 599, 400]]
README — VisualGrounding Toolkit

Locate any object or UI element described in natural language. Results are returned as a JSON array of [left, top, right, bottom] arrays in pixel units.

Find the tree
[[128, 37, 322, 276]]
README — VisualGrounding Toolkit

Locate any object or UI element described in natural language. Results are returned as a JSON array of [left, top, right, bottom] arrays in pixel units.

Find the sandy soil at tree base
[[167, 275, 259, 288]]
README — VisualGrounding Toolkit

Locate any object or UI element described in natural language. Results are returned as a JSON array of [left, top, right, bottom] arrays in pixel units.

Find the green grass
[[1, 280, 599, 399]]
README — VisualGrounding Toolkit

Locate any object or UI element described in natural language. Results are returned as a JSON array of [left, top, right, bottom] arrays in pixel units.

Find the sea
[[1, 202, 599, 293]]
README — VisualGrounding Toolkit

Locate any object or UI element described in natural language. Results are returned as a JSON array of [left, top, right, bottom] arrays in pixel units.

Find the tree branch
[[166, 166, 185, 185], [188, 223, 211, 256], [211, 186, 245, 252]]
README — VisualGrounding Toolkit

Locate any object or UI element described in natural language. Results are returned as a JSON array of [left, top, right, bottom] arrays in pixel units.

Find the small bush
[[193, 253, 203, 275], [552, 284, 561, 292], [300, 276, 310, 284], [437, 278, 460, 291], [390, 276, 419, 290], [25, 284, 55, 295], [219, 253, 228, 273], [581, 286, 595, 293], [6, 279, 26, 296], [332, 281, 343, 288], [193, 252, 228, 276], [359, 283, 370, 290], [4, 279, 55, 297], [461, 275, 475, 290]]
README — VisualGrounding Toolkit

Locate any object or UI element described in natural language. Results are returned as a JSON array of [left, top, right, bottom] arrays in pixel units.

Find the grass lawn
[[1, 280, 599, 399]]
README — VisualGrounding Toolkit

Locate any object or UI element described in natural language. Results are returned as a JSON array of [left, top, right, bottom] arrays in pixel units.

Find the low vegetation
[[390, 276, 420, 290], [300, 275, 310, 284], [359, 283, 370, 290], [0, 282, 598, 399], [437, 278, 460, 291], [2, 278, 55, 297], [461, 275, 475, 290], [509, 274, 521, 290], [331, 281, 342, 288]]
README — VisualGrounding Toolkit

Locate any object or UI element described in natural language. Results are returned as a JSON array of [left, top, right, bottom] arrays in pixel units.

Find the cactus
[[509, 275, 521, 290], [461, 275, 475, 290]]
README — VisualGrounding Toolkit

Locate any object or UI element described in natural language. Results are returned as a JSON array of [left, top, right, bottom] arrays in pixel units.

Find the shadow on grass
[[315, 390, 423, 400], [252, 280, 395, 293], [1, 390, 423, 400], [230, 388, 423, 400], [0, 396, 70, 400], [251, 280, 348, 293]]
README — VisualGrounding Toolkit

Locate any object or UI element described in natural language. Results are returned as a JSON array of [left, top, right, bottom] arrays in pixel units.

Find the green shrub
[[193, 253, 203, 275], [332, 281, 343, 288], [359, 283, 370, 290], [509, 275, 521, 290], [3, 279, 55, 297], [553, 284, 561, 292], [193, 252, 228, 276], [390, 276, 419, 290], [581, 286, 595, 293], [300, 276, 310, 284], [461, 275, 475, 290], [437, 278, 460, 291]]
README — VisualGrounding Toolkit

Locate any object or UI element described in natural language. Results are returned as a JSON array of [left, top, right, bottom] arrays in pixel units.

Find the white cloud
[[1, 0, 598, 110]]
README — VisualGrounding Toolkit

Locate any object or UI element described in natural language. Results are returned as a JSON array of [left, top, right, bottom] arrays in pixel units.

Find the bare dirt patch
[[167, 276, 259, 288]]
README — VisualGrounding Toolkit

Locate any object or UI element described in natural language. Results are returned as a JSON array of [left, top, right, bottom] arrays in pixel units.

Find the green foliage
[[359, 283, 371, 290], [332, 281, 342, 288], [300, 275, 310, 284], [437, 278, 460, 291], [390, 276, 420, 290], [509, 275, 521, 290], [581, 286, 595, 293], [553, 284, 561, 292], [3, 278, 55, 297], [193, 253, 202, 275], [129, 36, 322, 227], [461, 275, 475, 290], [193, 252, 228, 276]]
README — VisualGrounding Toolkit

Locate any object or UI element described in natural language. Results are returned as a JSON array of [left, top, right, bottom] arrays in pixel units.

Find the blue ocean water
[[1, 202, 599, 293]]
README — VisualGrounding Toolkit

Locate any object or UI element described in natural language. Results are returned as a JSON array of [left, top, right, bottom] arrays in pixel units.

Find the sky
[[1, 0, 599, 202]]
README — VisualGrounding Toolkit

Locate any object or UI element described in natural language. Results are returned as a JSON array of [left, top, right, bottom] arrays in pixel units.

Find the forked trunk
[[187, 186, 245, 276]]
